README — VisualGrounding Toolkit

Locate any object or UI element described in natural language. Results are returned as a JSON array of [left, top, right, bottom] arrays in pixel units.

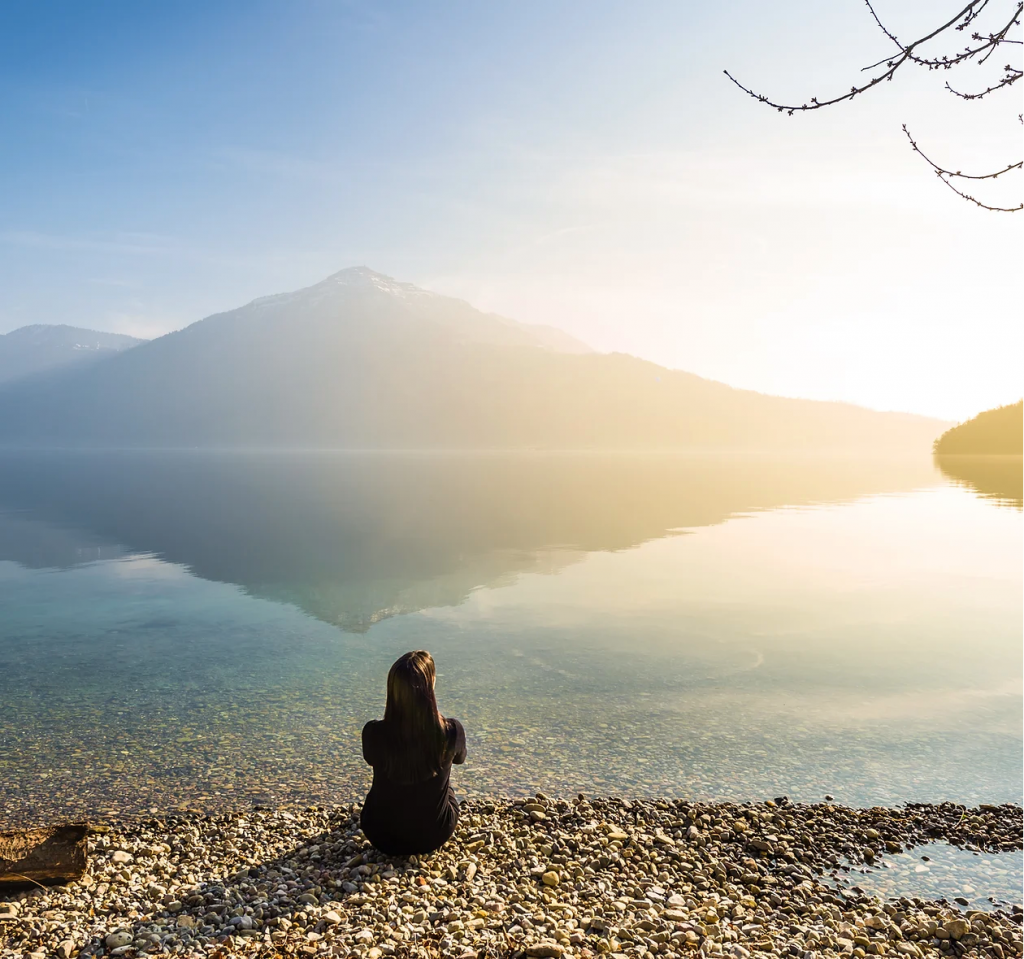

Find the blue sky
[[1, 0, 1020, 419]]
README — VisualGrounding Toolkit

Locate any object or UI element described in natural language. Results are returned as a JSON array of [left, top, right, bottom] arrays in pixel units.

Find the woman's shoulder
[[445, 717, 467, 764], [362, 719, 384, 750], [445, 717, 466, 747]]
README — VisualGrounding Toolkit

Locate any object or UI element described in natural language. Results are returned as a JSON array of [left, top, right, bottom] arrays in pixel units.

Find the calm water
[[0, 450, 1020, 826], [832, 842, 1024, 912]]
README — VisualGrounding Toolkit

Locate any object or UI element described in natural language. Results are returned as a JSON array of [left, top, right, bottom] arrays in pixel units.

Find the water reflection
[[0, 451, 942, 630], [0, 452, 1019, 825], [935, 455, 1022, 510]]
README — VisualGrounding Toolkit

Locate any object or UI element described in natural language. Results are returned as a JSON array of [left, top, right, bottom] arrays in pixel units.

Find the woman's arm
[[451, 718, 467, 765], [361, 721, 376, 766]]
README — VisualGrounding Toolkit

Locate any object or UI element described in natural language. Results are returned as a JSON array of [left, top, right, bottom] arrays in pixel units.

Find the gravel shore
[[2, 797, 1021, 959]]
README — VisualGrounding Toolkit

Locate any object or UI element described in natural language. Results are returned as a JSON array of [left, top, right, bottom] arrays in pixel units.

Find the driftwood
[[0, 824, 89, 888]]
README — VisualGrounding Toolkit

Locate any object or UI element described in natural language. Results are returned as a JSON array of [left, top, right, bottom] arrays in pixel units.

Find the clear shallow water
[[832, 842, 1024, 912], [0, 451, 1020, 825]]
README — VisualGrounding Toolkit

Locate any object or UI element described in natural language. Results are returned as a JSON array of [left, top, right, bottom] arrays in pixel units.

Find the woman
[[360, 650, 467, 856]]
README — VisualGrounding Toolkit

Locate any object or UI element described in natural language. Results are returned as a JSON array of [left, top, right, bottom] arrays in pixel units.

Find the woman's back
[[359, 651, 467, 856]]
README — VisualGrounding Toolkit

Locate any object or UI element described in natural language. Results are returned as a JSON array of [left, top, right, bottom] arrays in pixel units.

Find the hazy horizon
[[0, 264, 989, 422], [1, 1, 1021, 421]]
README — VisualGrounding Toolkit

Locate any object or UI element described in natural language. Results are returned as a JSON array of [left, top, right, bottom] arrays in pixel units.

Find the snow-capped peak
[[248, 267, 437, 310], [321, 266, 436, 300]]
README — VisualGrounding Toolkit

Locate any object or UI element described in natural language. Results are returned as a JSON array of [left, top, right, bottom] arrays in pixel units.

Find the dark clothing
[[360, 717, 467, 856]]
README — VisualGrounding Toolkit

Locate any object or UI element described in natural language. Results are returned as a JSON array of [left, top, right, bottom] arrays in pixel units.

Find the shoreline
[[2, 797, 1021, 959]]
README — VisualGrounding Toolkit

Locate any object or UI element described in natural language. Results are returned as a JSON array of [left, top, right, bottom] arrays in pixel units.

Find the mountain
[[243, 267, 594, 355], [0, 267, 947, 450], [933, 401, 1023, 455], [0, 324, 144, 386]]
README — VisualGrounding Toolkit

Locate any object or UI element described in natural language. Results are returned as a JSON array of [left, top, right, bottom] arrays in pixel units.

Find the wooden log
[[0, 823, 89, 888]]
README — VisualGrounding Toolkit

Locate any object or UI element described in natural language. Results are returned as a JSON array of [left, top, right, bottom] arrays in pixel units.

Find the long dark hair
[[379, 650, 451, 783]]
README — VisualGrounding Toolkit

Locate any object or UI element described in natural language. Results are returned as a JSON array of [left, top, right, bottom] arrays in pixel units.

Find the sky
[[0, 0, 1020, 421]]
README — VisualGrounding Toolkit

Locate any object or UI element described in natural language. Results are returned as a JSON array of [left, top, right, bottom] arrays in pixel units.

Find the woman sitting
[[360, 650, 467, 856]]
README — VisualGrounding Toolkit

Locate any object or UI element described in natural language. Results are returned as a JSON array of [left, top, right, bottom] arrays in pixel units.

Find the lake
[[0, 450, 1020, 826]]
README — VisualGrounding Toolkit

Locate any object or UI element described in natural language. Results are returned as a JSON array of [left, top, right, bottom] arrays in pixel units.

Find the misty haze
[[0, 3, 1020, 954]]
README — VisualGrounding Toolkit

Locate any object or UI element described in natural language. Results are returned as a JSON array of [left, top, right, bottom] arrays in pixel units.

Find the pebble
[[526, 942, 565, 957], [0, 797, 1019, 959]]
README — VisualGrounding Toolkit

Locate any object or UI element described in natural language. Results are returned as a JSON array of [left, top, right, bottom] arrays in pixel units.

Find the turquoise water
[[833, 842, 1024, 912], [0, 451, 1020, 825]]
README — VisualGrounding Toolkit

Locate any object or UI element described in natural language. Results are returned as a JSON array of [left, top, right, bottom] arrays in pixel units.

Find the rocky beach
[[2, 797, 1020, 959]]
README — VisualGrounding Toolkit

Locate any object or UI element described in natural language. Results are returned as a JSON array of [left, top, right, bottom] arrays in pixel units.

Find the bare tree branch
[[902, 125, 1023, 211], [944, 65, 1021, 100], [725, 1, 1023, 210], [724, 1, 1021, 113]]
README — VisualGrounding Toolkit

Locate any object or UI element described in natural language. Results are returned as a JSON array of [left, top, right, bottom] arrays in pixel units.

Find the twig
[[4, 871, 50, 891], [903, 124, 1023, 211], [724, 0, 1023, 210]]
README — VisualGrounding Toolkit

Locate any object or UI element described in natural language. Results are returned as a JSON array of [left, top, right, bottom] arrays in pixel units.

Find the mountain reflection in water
[[0, 450, 1020, 822], [0, 450, 943, 631]]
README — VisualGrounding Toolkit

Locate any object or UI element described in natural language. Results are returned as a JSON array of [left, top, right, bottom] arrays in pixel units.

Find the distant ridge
[[933, 401, 1023, 455], [0, 267, 948, 450], [0, 324, 145, 386]]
